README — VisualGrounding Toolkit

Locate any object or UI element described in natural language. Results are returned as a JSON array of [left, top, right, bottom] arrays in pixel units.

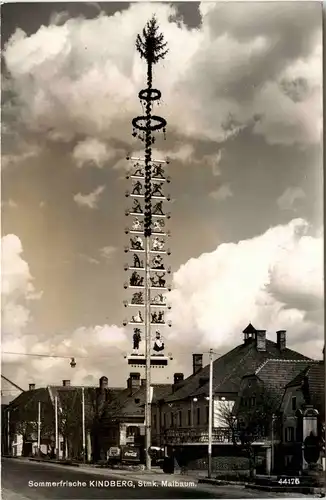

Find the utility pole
[[208, 349, 214, 478], [55, 395, 59, 459], [7, 409, 10, 455], [37, 401, 41, 455], [82, 387, 86, 463], [124, 16, 170, 472]]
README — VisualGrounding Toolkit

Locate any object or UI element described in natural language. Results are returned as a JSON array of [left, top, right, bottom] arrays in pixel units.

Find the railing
[[163, 427, 235, 445]]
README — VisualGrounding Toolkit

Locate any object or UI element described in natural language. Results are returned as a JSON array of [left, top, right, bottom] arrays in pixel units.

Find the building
[[280, 356, 325, 474], [4, 378, 125, 460], [98, 372, 172, 460], [151, 324, 311, 472], [235, 358, 318, 474], [4, 373, 173, 462]]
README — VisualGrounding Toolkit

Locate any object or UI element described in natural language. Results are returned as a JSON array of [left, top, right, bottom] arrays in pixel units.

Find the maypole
[[123, 16, 172, 470]]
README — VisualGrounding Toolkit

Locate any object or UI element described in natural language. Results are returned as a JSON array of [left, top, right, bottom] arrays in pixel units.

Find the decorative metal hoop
[[132, 115, 167, 132], [139, 88, 161, 102]]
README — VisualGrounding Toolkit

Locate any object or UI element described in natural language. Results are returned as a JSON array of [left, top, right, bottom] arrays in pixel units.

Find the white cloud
[[1, 143, 41, 170], [1, 234, 43, 360], [72, 137, 114, 168], [1, 235, 129, 389], [78, 253, 100, 265], [167, 219, 323, 358], [100, 246, 117, 260], [3, 2, 321, 148], [73, 185, 105, 209], [277, 186, 306, 211], [209, 184, 233, 201]]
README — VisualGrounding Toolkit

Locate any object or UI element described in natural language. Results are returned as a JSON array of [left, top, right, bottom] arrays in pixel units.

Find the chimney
[[127, 372, 141, 394], [99, 376, 108, 389], [256, 330, 266, 352], [29, 383, 35, 391], [62, 380, 70, 387], [277, 330, 286, 351], [192, 354, 203, 375], [173, 373, 184, 385]]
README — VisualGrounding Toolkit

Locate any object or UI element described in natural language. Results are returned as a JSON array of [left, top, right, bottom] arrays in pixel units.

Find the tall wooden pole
[[55, 395, 59, 458], [37, 401, 41, 454], [82, 387, 86, 463], [208, 349, 214, 478]]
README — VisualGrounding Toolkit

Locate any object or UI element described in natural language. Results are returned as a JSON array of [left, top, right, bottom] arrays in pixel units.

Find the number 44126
[[278, 478, 300, 485]]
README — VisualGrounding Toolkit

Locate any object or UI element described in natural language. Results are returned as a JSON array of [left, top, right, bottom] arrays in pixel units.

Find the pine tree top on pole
[[136, 16, 168, 64]]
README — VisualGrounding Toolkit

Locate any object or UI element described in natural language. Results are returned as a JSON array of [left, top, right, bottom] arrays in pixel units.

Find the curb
[[28, 458, 79, 467], [199, 478, 244, 486], [245, 483, 325, 495]]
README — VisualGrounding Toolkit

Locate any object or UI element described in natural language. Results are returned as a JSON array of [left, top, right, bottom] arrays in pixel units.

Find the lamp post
[[271, 413, 276, 475], [55, 395, 59, 459], [37, 401, 41, 455], [208, 348, 214, 478], [82, 387, 86, 463], [7, 409, 10, 456]]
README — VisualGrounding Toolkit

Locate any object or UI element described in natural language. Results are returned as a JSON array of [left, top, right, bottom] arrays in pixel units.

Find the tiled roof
[[255, 359, 317, 405], [101, 384, 172, 421], [286, 361, 325, 417], [165, 338, 310, 403]]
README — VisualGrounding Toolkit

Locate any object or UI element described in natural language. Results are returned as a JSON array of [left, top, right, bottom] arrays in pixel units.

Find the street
[[2, 459, 313, 499]]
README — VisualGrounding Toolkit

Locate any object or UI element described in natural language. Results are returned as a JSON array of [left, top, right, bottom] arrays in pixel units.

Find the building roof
[[165, 336, 310, 403], [286, 361, 325, 418], [101, 383, 172, 421], [254, 359, 317, 404]]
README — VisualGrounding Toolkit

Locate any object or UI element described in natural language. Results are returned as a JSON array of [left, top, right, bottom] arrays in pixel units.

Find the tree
[[217, 389, 280, 479]]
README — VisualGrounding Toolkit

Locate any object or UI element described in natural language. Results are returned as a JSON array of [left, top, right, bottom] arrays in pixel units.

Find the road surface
[[2, 458, 312, 499]]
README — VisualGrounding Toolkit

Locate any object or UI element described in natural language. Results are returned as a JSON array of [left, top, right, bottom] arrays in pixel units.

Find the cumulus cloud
[[167, 219, 323, 358], [277, 186, 306, 211], [209, 184, 233, 201], [72, 137, 114, 168], [1, 234, 42, 359], [3, 2, 321, 149], [1, 235, 129, 388], [73, 185, 105, 209]]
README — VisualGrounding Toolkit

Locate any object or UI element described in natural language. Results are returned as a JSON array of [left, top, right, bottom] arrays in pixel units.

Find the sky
[[1, 1, 324, 400]]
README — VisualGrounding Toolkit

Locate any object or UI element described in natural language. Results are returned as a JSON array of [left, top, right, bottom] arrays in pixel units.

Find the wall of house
[[11, 433, 65, 458], [281, 386, 305, 445]]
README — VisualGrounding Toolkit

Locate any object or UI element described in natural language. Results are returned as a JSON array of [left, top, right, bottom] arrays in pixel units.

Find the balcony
[[163, 427, 235, 445]]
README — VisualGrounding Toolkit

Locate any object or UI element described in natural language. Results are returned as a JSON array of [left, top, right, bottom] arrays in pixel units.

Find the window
[[291, 397, 297, 411], [187, 409, 191, 426], [251, 397, 256, 407], [196, 407, 200, 425], [206, 406, 209, 424], [163, 413, 166, 429], [153, 414, 157, 430], [178, 411, 182, 427], [170, 412, 174, 427], [135, 398, 140, 404], [286, 426, 295, 442]]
